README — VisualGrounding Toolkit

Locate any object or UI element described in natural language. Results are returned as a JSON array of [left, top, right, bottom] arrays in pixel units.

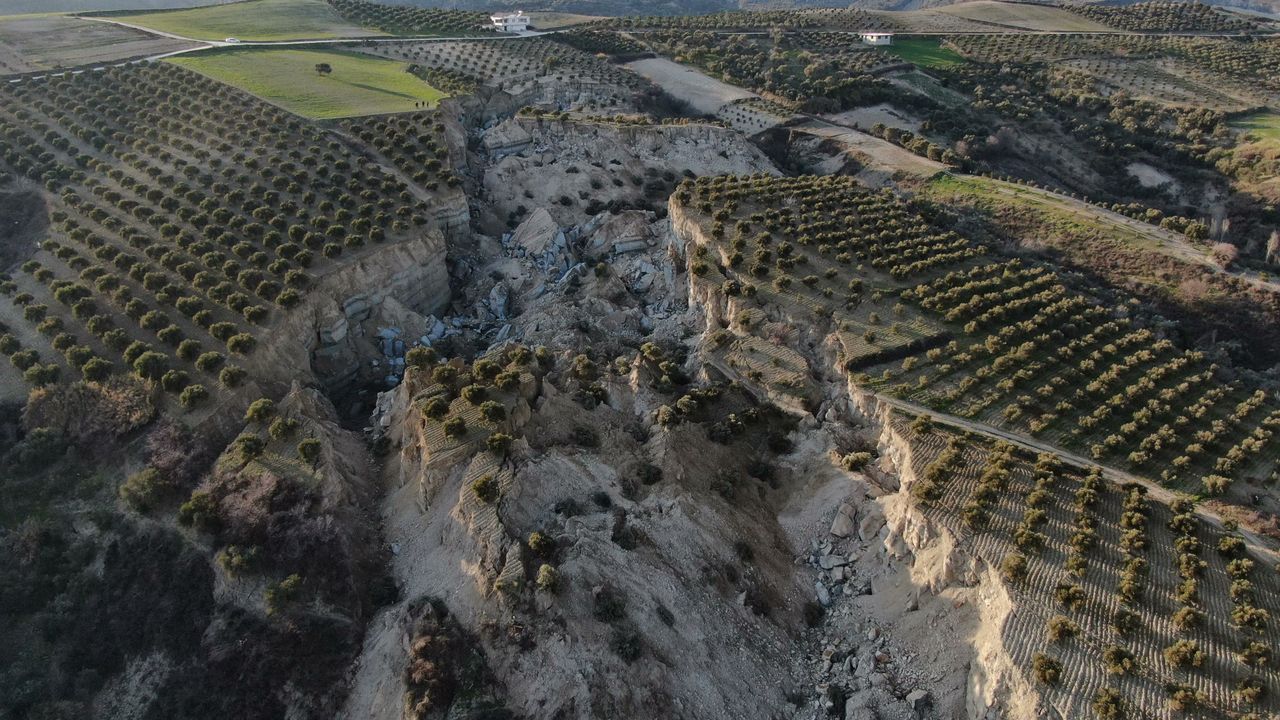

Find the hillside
[[5, 1, 1280, 719]]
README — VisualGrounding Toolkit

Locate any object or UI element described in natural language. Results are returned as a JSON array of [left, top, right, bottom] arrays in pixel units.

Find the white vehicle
[[224, 37, 241, 43]]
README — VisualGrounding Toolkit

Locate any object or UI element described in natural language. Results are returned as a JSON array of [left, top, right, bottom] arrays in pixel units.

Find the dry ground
[[0, 13, 194, 75], [624, 57, 756, 115]]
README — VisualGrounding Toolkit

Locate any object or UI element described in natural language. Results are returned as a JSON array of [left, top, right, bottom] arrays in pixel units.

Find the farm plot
[[325, 0, 490, 37], [626, 56, 755, 114], [1064, 57, 1276, 111], [934, 1, 1116, 32], [0, 13, 195, 76], [642, 31, 903, 113], [675, 174, 1280, 501], [169, 48, 445, 119], [902, 423, 1280, 720], [112, 0, 382, 42], [0, 62, 458, 411], [881, 37, 965, 69], [602, 8, 895, 32], [360, 38, 650, 97]]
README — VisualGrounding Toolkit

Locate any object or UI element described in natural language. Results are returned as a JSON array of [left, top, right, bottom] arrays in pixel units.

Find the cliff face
[[670, 195, 1043, 720], [251, 233, 453, 400]]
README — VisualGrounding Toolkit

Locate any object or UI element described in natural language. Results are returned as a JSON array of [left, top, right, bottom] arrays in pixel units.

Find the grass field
[[114, 0, 383, 41], [883, 38, 965, 68], [1231, 111, 1280, 143], [169, 48, 444, 118]]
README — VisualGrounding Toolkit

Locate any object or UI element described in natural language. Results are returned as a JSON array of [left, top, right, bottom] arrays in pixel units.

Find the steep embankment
[[672, 188, 1047, 720]]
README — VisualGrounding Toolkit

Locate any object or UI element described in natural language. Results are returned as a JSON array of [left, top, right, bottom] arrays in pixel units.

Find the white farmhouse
[[859, 32, 893, 46], [491, 11, 531, 33]]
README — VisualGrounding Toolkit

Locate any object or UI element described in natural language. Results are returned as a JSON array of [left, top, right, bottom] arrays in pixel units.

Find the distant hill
[[366, 0, 1279, 18], [0, 0, 228, 14]]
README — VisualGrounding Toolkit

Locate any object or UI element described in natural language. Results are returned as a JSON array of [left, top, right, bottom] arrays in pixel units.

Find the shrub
[[461, 384, 487, 404], [81, 356, 112, 381], [245, 398, 275, 423], [1031, 653, 1061, 685], [265, 574, 303, 616], [133, 350, 169, 381], [268, 417, 299, 440], [1237, 677, 1265, 704], [442, 417, 466, 438], [118, 467, 169, 512], [1164, 683, 1199, 712], [1112, 608, 1140, 637], [1054, 582, 1085, 611], [422, 396, 449, 419], [297, 438, 322, 465], [1046, 615, 1078, 642], [528, 531, 553, 557], [1103, 645, 1137, 675], [1092, 687, 1125, 720], [179, 384, 209, 409], [609, 625, 642, 662], [195, 351, 225, 372], [219, 365, 247, 388], [487, 432, 513, 454], [842, 451, 872, 471], [226, 333, 256, 354], [405, 346, 437, 368], [536, 563, 559, 593], [1163, 639, 1204, 669], [160, 369, 189, 392], [216, 545, 257, 577], [1240, 641, 1270, 667], [1172, 606, 1201, 632], [479, 400, 505, 422], [177, 338, 202, 361], [177, 491, 221, 533], [471, 474, 499, 503], [1000, 553, 1028, 583], [592, 585, 626, 622]]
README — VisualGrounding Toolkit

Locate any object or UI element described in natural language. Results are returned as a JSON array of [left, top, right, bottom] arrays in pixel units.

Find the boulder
[[831, 502, 856, 537], [858, 505, 886, 542], [907, 689, 932, 715], [510, 208, 561, 258]]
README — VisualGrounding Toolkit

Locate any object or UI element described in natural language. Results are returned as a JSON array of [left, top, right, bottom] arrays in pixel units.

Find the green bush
[[1103, 645, 1137, 675], [1046, 615, 1078, 643], [179, 384, 209, 409], [269, 417, 299, 440], [1000, 552, 1028, 583], [1163, 639, 1204, 669], [422, 396, 449, 419], [486, 432, 512, 455], [536, 563, 559, 593], [118, 467, 169, 512], [405, 345, 436, 368], [245, 398, 275, 423], [1092, 687, 1125, 720], [297, 438, 322, 465], [219, 365, 246, 388], [177, 491, 221, 533], [443, 417, 466, 438], [471, 474, 499, 503], [1030, 653, 1061, 685], [265, 573, 303, 616]]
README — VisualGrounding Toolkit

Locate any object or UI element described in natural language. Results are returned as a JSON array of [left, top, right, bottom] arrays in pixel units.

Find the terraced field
[[0, 62, 458, 412], [360, 37, 650, 96], [676, 174, 1280, 501], [902, 422, 1280, 719]]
